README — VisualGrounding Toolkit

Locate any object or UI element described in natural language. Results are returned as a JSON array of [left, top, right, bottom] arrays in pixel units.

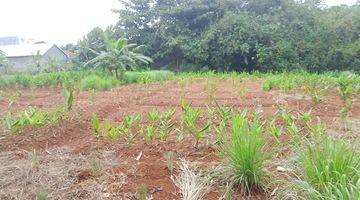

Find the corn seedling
[[219, 111, 270, 195], [158, 109, 176, 141], [144, 125, 156, 143], [299, 110, 312, 128], [269, 118, 282, 143], [118, 114, 141, 135], [137, 184, 148, 200], [262, 77, 278, 91], [62, 76, 80, 111], [206, 106, 216, 122], [214, 101, 233, 124], [104, 120, 119, 141], [149, 108, 160, 122], [116, 114, 142, 144], [304, 79, 326, 104], [277, 103, 301, 144], [280, 79, 294, 92], [93, 114, 142, 143], [92, 114, 101, 140], [5, 107, 63, 132], [214, 120, 227, 145], [277, 103, 295, 127], [63, 87, 74, 111], [308, 117, 326, 139], [204, 78, 218, 104], [337, 74, 357, 130], [287, 121, 301, 144], [5, 112, 16, 131], [337, 74, 355, 101], [145, 108, 175, 142], [117, 114, 141, 136], [179, 102, 210, 147]]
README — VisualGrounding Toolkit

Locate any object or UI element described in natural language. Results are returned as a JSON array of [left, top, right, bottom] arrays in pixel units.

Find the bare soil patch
[[0, 79, 359, 199]]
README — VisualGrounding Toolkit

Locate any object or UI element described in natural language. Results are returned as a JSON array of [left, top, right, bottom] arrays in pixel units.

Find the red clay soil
[[0, 79, 359, 199]]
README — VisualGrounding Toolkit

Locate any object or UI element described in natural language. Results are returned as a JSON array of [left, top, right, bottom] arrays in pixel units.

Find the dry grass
[[0, 147, 126, 200], [172, 159, 212, 200]]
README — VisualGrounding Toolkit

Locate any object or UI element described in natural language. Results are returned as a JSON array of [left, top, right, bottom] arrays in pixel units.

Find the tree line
[[65, 0, 360, 73]]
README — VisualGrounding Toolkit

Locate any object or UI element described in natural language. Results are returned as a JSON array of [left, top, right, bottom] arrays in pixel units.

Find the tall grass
[[218, 111, 270, 194], [295, 136, 360, 199], [0, 70, 174, 89], [0, 71, 82, 89], [123, 70, 174, 84], [81, 75, 119, 91]]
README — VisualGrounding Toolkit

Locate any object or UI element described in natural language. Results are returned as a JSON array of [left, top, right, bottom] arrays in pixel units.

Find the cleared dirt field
[[1, 79, 359, 199]]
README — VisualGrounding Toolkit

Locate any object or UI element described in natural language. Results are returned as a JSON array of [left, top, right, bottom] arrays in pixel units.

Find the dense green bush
[[112, 0, 359, 72]]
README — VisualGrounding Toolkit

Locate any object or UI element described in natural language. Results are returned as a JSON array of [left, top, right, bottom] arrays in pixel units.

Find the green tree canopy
[[112, 0, 359, 72]]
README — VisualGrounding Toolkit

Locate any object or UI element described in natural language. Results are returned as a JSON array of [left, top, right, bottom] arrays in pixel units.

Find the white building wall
[[1, 45, 70, 73], [7, 56, 33, 73]]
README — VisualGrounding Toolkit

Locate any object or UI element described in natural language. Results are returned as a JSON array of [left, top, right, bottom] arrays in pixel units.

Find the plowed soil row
[[0, 79, 359, 199]]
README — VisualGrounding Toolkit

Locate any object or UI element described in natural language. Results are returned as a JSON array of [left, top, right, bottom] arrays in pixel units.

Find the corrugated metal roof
[[0, 43, 54, 57]]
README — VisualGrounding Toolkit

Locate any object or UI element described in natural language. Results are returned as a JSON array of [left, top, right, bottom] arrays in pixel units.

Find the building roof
[[0, 43, 55, 58]]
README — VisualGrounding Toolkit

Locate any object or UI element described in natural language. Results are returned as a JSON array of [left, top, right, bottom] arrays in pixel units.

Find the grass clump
[[294, 136, 360, 199], [81, 75, 119, 91], [172, 159, 212, 200], [218, 110, 270, 194]]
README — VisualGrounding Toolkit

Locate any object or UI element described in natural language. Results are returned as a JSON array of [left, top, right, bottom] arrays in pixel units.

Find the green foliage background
[[65, 0, 359, 73]]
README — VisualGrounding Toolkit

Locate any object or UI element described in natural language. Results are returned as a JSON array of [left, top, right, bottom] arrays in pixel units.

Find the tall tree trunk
[[115, 69, 119, 80]]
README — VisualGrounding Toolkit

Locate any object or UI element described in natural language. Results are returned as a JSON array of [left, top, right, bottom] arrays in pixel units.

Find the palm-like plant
[[86, 38, 153, 80]]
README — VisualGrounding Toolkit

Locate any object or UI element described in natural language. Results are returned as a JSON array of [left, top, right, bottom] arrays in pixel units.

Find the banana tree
[[86, 38, 153, 80]]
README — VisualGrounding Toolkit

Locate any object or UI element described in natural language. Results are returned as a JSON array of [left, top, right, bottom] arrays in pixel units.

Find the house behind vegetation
[[0, 36, 70, 73]]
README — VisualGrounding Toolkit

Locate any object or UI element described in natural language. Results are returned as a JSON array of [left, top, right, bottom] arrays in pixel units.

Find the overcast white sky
[[0, 0, 357, 46]]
